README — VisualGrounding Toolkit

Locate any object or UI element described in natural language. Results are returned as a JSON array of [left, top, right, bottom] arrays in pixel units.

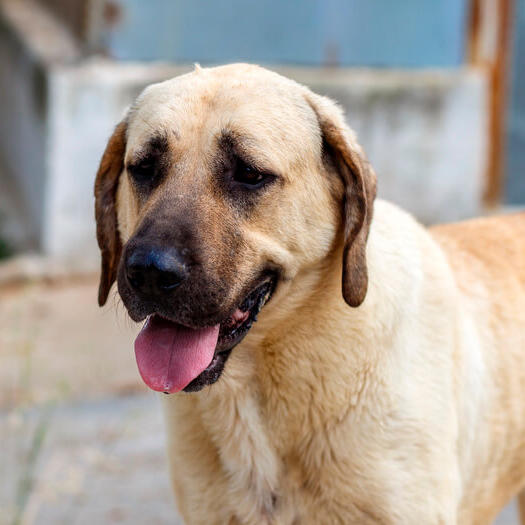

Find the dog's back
[[431, 212, 525, 286], [431, 214, 525, 524]]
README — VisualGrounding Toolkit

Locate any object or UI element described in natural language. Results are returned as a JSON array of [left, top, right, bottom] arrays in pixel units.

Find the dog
[[94, 63, 525, 524]]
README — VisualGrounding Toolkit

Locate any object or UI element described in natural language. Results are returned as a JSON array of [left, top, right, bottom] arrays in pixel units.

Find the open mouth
[[133, 278, 276, 394]]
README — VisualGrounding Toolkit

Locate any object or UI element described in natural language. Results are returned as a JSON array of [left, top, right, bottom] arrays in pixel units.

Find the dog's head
[[94, 64, 376, 393]]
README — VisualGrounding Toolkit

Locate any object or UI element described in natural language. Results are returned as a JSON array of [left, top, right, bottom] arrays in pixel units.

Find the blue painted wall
[[105, 0, 468, 67], [506, 0, 525, 204]]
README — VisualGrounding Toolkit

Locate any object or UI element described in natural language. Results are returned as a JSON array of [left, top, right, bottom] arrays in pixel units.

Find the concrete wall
[[0, 0, 488, 264], [0, 0, 81, 251], [0, 8, 48, 247], [101, 0, 468, 67], [27, 0, 469, 67], [43, 61, 183, 262], [506, 0, 525, 204], [280, 68, 487, 224]]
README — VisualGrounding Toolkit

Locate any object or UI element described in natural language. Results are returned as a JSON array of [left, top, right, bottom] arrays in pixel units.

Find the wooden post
[[468, 0, 515, 206]]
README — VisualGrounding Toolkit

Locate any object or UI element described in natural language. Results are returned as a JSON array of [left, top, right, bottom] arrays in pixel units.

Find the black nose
[[125, 246, 187, 297]]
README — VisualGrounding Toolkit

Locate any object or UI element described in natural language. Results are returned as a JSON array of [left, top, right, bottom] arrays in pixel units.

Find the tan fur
[[95, 64, 525, 524]]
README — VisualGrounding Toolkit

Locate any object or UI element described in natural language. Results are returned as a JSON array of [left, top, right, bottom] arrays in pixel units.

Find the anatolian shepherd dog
[[94, 63, 525, 524]]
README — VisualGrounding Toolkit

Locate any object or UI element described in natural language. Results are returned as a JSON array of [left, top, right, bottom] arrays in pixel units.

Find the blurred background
[[0, 0, 523, 523]]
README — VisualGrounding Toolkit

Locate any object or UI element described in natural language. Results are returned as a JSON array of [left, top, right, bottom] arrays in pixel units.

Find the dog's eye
[[128, 162, 156, 184], [233, 161, 270, 188]]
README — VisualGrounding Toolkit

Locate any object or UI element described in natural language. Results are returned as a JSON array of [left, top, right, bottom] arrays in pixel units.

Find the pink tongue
[[134, 316, 219, 393]]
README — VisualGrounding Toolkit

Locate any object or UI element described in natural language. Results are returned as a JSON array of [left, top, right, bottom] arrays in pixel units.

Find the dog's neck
[[202, 202, 413, 446]]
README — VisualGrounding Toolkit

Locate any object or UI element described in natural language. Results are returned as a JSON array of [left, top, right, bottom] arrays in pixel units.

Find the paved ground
[[0, 276, 141, 409], [0, 273, 520, 524], [1, 395, 180, 525]]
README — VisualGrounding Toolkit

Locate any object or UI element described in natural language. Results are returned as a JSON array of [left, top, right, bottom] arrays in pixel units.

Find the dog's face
[[95, 64, 376, 393]]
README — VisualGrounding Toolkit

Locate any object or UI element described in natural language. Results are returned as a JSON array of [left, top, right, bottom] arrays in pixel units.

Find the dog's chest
[[196, 390, 306, 523], [168, 387, 402, 524], [203, 394, 352, 524], [212, 414, 384, 525]]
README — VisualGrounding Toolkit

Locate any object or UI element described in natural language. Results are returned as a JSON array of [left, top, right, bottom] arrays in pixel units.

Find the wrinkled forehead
[[125, 67, 321, 171]]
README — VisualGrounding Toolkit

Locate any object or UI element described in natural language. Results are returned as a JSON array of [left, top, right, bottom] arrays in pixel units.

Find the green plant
[[0, 236, 12, 260]]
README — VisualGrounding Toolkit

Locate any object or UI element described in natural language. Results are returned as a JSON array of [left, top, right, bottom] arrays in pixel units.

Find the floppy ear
[[94, 121, 127, 306], [305, 93, 377, 307]]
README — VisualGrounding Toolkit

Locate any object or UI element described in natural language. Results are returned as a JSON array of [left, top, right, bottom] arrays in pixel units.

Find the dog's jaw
[[132, 276, 277, 393]]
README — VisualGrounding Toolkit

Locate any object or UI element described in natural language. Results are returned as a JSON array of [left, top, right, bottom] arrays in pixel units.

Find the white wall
[[0, 2, 488, 263]]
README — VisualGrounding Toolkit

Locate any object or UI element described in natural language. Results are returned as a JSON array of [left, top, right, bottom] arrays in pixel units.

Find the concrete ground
[[0, 273, 181, 524], [1, 395, 178, 525], [0, 270, 520, 524]]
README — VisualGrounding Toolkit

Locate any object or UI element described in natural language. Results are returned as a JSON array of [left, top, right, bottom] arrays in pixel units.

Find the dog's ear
[[305, 93, 377, 307], [94, 121, 127, 306]]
